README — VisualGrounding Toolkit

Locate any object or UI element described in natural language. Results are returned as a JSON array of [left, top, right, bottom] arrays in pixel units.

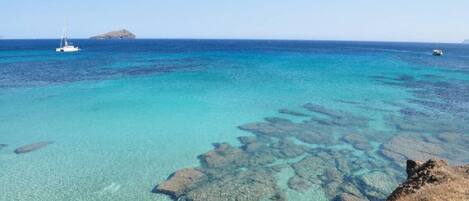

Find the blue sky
[[1, 0, 468, 42]]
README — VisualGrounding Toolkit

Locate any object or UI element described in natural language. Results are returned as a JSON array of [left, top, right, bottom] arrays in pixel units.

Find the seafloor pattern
[[1, 40, 469, 201], [154, 73, 469, 201]]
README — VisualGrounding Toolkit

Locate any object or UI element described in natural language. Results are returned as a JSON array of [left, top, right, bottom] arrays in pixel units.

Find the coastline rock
[[153, 168, 206, 199], [90, 29, 136, 40], [387, 159, 469, 201], [14, 141, 53, 154]]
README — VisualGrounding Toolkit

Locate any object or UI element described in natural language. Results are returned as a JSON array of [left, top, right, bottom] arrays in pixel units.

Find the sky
[[0, 0, 468, 42]]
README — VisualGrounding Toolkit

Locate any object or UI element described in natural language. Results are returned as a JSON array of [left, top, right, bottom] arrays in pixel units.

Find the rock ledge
[[387, 159, 469, 201]]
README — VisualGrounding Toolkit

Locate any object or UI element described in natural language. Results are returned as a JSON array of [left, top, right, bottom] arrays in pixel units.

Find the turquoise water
[[1, 40, 468, 201]]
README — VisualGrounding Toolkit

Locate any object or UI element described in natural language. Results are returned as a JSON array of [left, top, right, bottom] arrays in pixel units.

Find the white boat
[[56, 26, 80, 52], [432, 49, 443, 56]]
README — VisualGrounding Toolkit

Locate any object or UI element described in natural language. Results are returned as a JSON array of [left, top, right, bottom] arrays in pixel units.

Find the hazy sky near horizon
[[1, 0, 468, 42]]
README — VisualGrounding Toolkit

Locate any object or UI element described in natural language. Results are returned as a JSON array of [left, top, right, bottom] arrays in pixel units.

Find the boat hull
[[56, 46, 80, 52]]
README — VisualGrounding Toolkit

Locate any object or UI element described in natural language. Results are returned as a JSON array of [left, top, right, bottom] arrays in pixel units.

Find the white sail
[[56, 24, 80, 52]]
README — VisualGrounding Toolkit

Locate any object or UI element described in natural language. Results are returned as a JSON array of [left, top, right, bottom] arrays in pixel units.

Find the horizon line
[[0, 37, 466, 45]]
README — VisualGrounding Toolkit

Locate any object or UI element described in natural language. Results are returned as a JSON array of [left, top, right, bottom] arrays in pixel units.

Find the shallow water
[[0, 40, 468, 201]]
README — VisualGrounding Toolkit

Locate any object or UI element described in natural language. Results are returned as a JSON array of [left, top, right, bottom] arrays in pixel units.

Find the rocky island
[[90, 29, 136, 40], [387, 159, 469, 201]]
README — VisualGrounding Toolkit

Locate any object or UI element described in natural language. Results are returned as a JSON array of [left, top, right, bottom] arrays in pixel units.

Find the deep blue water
[[0, 40, 468, 201]]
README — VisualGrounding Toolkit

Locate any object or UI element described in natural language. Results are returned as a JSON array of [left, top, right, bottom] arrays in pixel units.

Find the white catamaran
[[56, 25, 80, 52]]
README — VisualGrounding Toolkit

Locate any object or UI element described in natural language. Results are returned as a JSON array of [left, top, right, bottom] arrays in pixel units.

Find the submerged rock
[[341, 133, 373, 151], [90, 29, 136, 39], [271, 139, 308, 159], [287, 175, 312, 191], [278, 108, 309, 117], [387, 159, 469, 201], [356, 171, 398, 200], [0, 144, 6, 150], [334, 192, 368, 201], [380, 133, 444, 166], [153, 168, 206, 199], [14, 141, 53, 154], [303, 103, 369, 128], [380, 132, 469, 166], [182, 169, 280, 201], [198, 143, 245, 169]]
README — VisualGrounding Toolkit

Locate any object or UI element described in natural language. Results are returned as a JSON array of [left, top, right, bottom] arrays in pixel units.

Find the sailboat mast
[[64, 23, 69, 46], [59, 27, 65, 48]]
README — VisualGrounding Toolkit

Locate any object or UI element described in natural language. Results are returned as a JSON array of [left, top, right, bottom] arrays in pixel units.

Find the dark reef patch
[[155, 81, 469, 201], [14, 141, 53, 154]]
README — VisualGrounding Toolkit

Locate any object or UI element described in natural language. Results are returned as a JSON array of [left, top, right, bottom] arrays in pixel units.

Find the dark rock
[[334, 193, 368, 201], [90, 29, 136, 39], [341, 133, 373, 151], [238, 122, 286, 138], [269, 164, 289, 173], [183, 169, 279, 201], [387, 159, 469, 201], [278, 108, 309, 117], [340, 182, 367, 200], [295, 130, 336, 145], [271, 191, 287, 201], [14, 141, 53, 154], [303, 103, 369, 127], [238, 136, 258, 145], [271, 139, 307, 159], [243, 142, 263, 152], [153, 168, 206, 199], [198, 143, 245, 168], [291, 155, 334, 179], [287, 175, 312, 191], [356, 171, 398, 200], [304, 103, 343, 118], [334, 100, 361, 105], [405, 160, 422, 179]]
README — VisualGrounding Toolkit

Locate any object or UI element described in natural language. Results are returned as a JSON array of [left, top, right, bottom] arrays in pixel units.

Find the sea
[[0, 39, 468, 201]]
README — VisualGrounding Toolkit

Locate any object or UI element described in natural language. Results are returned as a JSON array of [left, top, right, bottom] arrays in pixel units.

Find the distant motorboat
[[56, 25, 79, 52], [432, 49, 443, 56]]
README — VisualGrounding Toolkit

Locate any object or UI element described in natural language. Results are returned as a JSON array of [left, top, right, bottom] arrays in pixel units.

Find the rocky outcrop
[[153, 168, 205, 199], [90, 29, 136, 40], [387, 159, 469, 201], [14, 141, 53, 154]]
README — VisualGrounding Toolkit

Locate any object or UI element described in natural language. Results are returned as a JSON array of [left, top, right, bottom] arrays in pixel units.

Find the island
[[90, 29, 136, 40], [463, 39, 469, 44]]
